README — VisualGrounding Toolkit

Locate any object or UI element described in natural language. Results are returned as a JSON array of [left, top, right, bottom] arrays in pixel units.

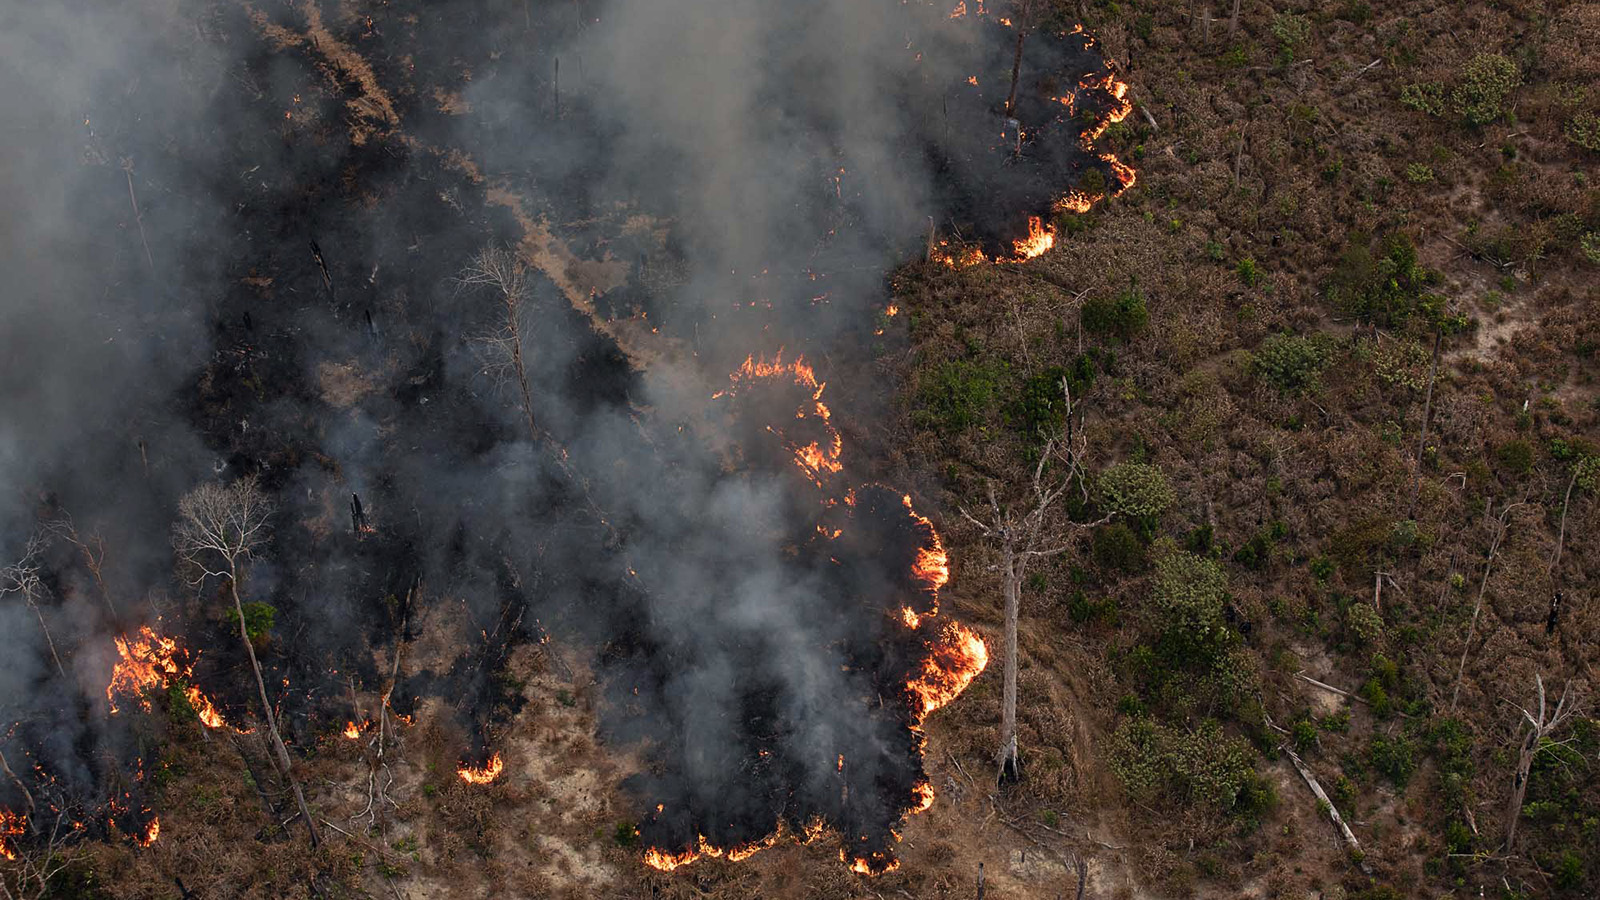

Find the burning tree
[[172, 477, 319, 846], [961, 378, 1106, 784]]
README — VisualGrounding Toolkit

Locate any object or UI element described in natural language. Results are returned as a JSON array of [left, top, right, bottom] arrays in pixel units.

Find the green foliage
[[1081, 288, 1149, 341], [225, 601, 277, 643], [613, 821, 639, 847], [1291, 718, 1319, 754], [1400, 82, 1446, 116], [1091, 521, 1146, 573], [1327, 234, 1457, 330], [1404, 163, 1435, 184], [1270, 14, 1311, 62], [1451, 54, 1520, 126], [1577, 456, 1600, 493], [1581, 233, 1600, 266], [1347, 603, 1386, 646], [1253, 332, 1331, 396], [1098, 461, 1174, 520], [1108, 718, 1259, 813], [914, 358, 1004, 432], [1067, 591, 1118, 627], [1236, 257, 1261, 287], [1496, 439, 1534, 475], [1367, 732, 1419, 787], [1569, 112, 1600, 153], [1009, 359, 1095, 441]]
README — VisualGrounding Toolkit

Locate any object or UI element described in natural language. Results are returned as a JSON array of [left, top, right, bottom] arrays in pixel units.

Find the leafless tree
[[1449, 498, 1524, 712], [45, 514, 117, 619], [1502, 675, 1581, 850], [1, 535, 65, 679], [1002, 0, 1044, 119], [459, 246, 539, 446], [962, 378, 1108, 783], [172, 478, 319, 846], [0, 807, 74, 900]]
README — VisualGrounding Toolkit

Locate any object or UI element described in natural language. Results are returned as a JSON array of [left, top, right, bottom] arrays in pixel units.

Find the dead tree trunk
[[1450, 500, 1521, 712], [1503, 676, 1578, 850], [228, 563, 321, 847], [1004, 29, 1026, 118], [1228, 0, 1242, 36]]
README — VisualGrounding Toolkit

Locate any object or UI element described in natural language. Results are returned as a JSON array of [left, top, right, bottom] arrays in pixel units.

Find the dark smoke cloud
[[0, 0, 1117, 868]]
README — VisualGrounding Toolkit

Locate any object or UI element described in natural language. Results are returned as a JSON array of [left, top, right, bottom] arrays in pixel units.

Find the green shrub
[[1569, 112, 1600, 153], [1496, 439, 1534, 475], [1271, 14, 1311, 61], [1150, 542, 1228, 639], [1326, 234, 1456, 330], [1347, 603, 1386, 645], [1404, 163, 1435, 184], [1368, 733, 1419, 787], [1581, 232, 1600, 266], [914, 359, 1004, 432], [1236, 257, 1261, 287], [1400, 82, 1446, 116], [1081, 289, 1148, 341], [1451, 54, 1520, 126], [613, 821, 639, 847], [1108, 717, 1258, 812], [1010, 360, 1094, 440], [1092, 521, 1146, 573], [1253, 332, 1330, 396], [1098, 461, 1174, 519]]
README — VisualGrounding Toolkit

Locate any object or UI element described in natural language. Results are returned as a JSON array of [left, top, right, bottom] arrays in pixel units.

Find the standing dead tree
[[173, 478, 319, 847], [962, 378, 1108, 784], [1002, 0, 1044, 119], [1502, 675, 1581, 851], [460, 247, 539, 447], [1, 535, 65, 679], [45, 514, 117, 619], [1449, 498, 1524, 712]]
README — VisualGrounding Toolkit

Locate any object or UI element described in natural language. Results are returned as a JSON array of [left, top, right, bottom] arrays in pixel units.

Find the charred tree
[[460, 247, 539, 446], [962, 378, 1107, 784], [1, 535, 65, 678], [1002, 0, 1042, 119], [173, 478, 320, 847]]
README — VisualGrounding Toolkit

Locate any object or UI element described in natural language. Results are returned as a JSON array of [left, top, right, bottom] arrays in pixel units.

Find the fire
[[967, 75, 978, 86], [899, 606, 922, 628], [138, 817, 160, 847], [1012, 216, 1055, 259], [884, 304, 897, 317], [457, 752, 504, 785], [717, 353, 843, 484], [0, 809, 22, 860], [948, 1, 966, 18], [107, 626, 237, 731], [643, 831, 783, 872], [343, 720, 364, 739], [911, 780, 935, 813], [841, 848, 901, 876], [907, 622, 990, 717]]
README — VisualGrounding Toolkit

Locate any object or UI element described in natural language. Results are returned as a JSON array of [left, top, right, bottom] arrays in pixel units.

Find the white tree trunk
[[997, 543, 1021, 783]]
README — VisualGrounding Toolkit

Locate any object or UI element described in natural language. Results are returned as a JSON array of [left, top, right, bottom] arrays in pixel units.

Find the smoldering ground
[[0, 0, 1125, 871]]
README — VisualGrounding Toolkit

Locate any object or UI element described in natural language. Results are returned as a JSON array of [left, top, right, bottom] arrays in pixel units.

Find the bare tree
[[1449, 498, 1524, 712], [173, 478, 319, 846], [0, 808, 75, 900], [459, 247, 539, 446], [1, 535, 65, 679], [962, 379, 1107, 783], [1502, 675, 1581, 850], [45, 514, 117, 619], [1002, 0, 1045, 119]]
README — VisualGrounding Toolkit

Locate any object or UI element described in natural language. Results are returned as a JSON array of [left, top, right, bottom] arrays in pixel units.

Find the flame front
[[138, 817, 160, 847], [457, 752, 504, 785], [107, 626, 237, 731], [907, 622, 990, 717], [1012, 216, 1056, 259]]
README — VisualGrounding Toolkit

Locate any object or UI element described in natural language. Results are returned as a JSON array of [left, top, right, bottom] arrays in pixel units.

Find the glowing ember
[[899, 606, 922, 628], [457, 752, 504, 785], [1012, 216, 1056, 259], [107, 626, 237, 731], [948, 1, 966, 18], [0, 809, 23, 860]]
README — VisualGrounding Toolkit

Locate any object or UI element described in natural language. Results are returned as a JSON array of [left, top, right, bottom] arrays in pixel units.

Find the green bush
[[1404, 163, 1435, 184], [1581, 232, 1600, 266], [1236, 257, 1261, 287], [1253, 332, 1330, 396], [1496, 439, 1534, 475], [1569, 112, 1600, 153], [1108, 717, 1258, 812], [914, 359, 1004, 432], [1150, 542, 1228, 638], [1092, 521, 1146, 573], [1368, 733, 1419, 787], [1098, 461, 1174, 519], [1400, 82, 1446, 116], [1326, 234, 1456, 330], [1009, 359, 1094, 440], [1081, 289, 1148, 341], [1271, 14, 1311, 62], [1347, 603, 1386, 645], [1451, 54, 1520, 126]]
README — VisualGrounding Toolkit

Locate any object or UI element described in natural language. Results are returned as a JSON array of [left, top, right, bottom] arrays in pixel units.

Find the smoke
[[0, 0, 1121, 870]]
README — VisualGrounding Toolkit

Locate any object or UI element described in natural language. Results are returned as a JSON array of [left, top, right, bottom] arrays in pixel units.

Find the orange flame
[[0, 809, 22, 860], [343, 721, 363, 739], [137, 817, 160, 847], [948, 1, 966, 18], [911, 780, 935, 814], [457, 752, 504, 785], [907, 622, 990, 717], [1012, 216, 1056, 259], [107, 626, 237, 731]]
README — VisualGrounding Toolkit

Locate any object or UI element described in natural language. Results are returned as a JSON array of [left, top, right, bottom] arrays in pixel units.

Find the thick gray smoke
[[0, 0, 1115, 866]]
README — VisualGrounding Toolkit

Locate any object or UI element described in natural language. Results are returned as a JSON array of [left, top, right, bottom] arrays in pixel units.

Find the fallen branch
[[1284, 747, 1370, 875]]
